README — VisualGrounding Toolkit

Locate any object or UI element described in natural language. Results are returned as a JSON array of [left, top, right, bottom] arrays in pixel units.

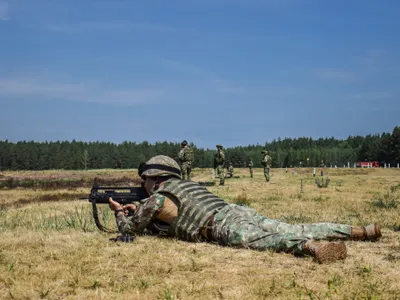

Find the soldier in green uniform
[[214, 144, 225, 185], [178, 140, 194, 180], [226, 162, 234, 178], [109, 155, 382, 264], [261, 150, 272, 182], [248, 159, 254, 178], [320, 160, 325, 176]]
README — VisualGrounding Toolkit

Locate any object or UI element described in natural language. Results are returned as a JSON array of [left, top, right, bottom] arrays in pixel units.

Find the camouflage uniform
[[214, 145, 225, 185], [178, 142, 194, 180], [226, 163, 234, 178], [320, 160, 325, 176], [212, 204, 351, 253], [261, 150, 272, 182], [116, 178, 352, 255], [248, 159, 254, 178]]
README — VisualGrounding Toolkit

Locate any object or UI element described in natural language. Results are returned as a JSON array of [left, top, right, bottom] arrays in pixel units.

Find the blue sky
[[0, 0, 399, 149]]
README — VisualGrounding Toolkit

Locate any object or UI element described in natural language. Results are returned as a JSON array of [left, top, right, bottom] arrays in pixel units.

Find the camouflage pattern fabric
[[261, 154, 272, 182], [115, 194, 166, 235], [248, 160, 253, 178], [178, 146, 194, 180], [264, 167, 270, 182], [141, 155, 181, 179], [226, 165, 234, 178], [214, 149, 225, 185], [212, 204, 352, 254], [216, 165, 225, 185], [156, 178, 228, 241], [115, 183, 353, 256], [180, 165, 191, 180]]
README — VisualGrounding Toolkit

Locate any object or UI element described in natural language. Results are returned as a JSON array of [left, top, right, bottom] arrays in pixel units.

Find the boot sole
[[363, 223, 382, 241], [315, 242, 347, 264]]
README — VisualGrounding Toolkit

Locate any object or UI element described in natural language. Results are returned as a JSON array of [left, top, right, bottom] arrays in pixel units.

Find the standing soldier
[[214, 144, 225, 185], [248, 159, 254, 178], [261, 150, 272, 182], [178, 140, 194, 180], [320, 160, 325, 176]]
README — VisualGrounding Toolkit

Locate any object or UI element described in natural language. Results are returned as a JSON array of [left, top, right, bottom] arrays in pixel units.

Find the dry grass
[[1, 167, 400, 299]]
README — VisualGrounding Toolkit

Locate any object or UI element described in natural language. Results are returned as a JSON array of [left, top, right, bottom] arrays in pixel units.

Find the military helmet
[[261, 150, 268, 154], [140, 155, 181, 179], [181, 140, 188, 147], [216, 144, 223, 149]]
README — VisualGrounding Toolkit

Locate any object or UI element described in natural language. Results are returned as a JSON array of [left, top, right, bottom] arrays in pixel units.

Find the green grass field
[[1, 167, 400, 299]]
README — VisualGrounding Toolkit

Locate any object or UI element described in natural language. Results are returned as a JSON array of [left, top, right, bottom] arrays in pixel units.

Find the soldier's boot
[[350, 223, 381, 241], [303, 240, 347, 264]]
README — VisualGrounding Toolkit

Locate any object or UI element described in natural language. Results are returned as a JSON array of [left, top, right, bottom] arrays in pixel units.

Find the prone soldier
[[109, 155, 382, 264]]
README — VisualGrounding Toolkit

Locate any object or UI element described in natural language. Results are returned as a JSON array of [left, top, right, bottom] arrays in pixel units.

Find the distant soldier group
[[177, 140, 274, 184]]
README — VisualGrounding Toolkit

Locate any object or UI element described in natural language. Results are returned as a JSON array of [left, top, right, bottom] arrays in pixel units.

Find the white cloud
[[0, 76, 164, 105], [0, 1, 9, 21]]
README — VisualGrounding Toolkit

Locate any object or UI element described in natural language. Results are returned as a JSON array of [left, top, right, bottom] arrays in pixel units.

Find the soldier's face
[[143, 176, 157, 195]]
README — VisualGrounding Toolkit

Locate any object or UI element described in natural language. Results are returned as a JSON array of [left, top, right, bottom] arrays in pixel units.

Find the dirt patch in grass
[[0, 192, 85, 209], [0, 176, 142, 190]]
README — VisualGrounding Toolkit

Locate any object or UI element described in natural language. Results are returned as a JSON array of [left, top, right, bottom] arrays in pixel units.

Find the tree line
[[0, 126, 399, 170]]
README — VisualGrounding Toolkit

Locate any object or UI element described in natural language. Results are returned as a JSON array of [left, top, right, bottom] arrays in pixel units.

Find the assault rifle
[[80, 185, 148, 233]]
